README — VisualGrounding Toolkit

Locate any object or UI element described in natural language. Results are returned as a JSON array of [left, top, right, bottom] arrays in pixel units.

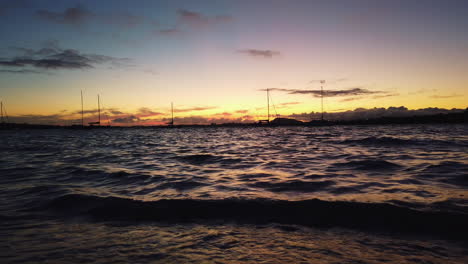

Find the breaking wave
[[43, 194, 468, 240]]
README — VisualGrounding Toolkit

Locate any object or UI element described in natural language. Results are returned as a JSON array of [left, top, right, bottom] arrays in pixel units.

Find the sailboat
[[258, 89, 301, 125], [258, 88, 271, 124], [308, 80, 333, 125], [0, 100, 10, 126], [70, 90, 85, 128], [320, 80, 325, 121], [88, 95, 101, 126], [167, 102, 174, 126], [71, 91, 109, 128], [1, 101, 6, 124]]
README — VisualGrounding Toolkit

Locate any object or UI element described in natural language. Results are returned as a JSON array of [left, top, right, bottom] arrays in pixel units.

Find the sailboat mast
[[1, 101, 4, 123], [320, 80, 325, 121], [267, 88, 270, 123], [98, 94, 100, 124], [171, 102, 174, 125], [81, 90, 84, 126]]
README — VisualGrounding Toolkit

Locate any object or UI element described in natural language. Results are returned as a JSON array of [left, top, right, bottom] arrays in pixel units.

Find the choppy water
[[1, 125, 467, 263]]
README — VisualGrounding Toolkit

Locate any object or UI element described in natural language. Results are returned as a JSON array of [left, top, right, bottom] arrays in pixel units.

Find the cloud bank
[[36, 4, 144, 29], [0, 42, 131, 72], [287, 106, 466, 121], [263, 87, 396, 98], [6, 106, 466, 126]]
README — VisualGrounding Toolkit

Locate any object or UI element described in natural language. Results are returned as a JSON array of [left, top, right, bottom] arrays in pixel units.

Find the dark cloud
[[161, 115, 254, 125], [137, 107, 163, 117], [86, 54, 133, 68], [174, 106, 217, 113], [7, 106, 155, 125], [0, 43, 132, 72], [36, 4, 145, 30], [72, 109, 100, 115], [37, 5, 93, 25], [0, 51, 90, 69], [112, 115, 140, 124], [177, 8, 232, 27], [69, 107, 162, 123], [110, 110, 124, 115], [70, 107, 123, 116], [286, 107, 466, 122], [235, 109, 249, 114], [238, 49, 280, 58], [0, 69, 42, 74], [264, 87, 393, 98]]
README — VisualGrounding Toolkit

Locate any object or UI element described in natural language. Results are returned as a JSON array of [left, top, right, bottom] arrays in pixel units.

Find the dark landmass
[[1, 109, 467, 129]]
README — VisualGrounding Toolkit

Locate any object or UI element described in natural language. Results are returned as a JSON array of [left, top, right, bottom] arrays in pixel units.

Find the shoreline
[[1, 110, 467, 129]]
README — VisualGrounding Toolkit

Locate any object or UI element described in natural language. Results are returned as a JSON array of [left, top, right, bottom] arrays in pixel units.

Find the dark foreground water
[[1, 125, 467, 263]]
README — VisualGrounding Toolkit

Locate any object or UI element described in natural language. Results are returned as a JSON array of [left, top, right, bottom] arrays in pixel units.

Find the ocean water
[[1, 125, 467, 263]]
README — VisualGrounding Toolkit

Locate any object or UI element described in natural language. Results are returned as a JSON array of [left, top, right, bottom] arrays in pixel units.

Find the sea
[[1, 124, 467, 263]]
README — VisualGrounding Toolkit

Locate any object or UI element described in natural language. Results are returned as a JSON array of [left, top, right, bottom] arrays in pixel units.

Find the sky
[[0, 0, 467, 125]]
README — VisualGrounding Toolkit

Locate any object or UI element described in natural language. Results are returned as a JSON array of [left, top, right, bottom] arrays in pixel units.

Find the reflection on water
[[3, 221, 467, 264], [1, 125, 466, 203], [1, 125, 467, 263]]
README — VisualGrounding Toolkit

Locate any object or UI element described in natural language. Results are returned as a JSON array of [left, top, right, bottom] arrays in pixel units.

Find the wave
[[419, 161, 468, 187], [340, 136, 417, 146], [43, 194, 468, 240], [176, 154, 243, 166], [248, 180, 335, 193], [336, 136, 466, 147], [156, 180, 208, 191], [56, 166, 161, 185], [333, 159, 402, 171], [422, 161, 468, 173]]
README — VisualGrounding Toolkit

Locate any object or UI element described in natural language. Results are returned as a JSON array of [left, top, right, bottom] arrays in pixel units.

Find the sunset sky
[[0, 0, 467, 125]]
